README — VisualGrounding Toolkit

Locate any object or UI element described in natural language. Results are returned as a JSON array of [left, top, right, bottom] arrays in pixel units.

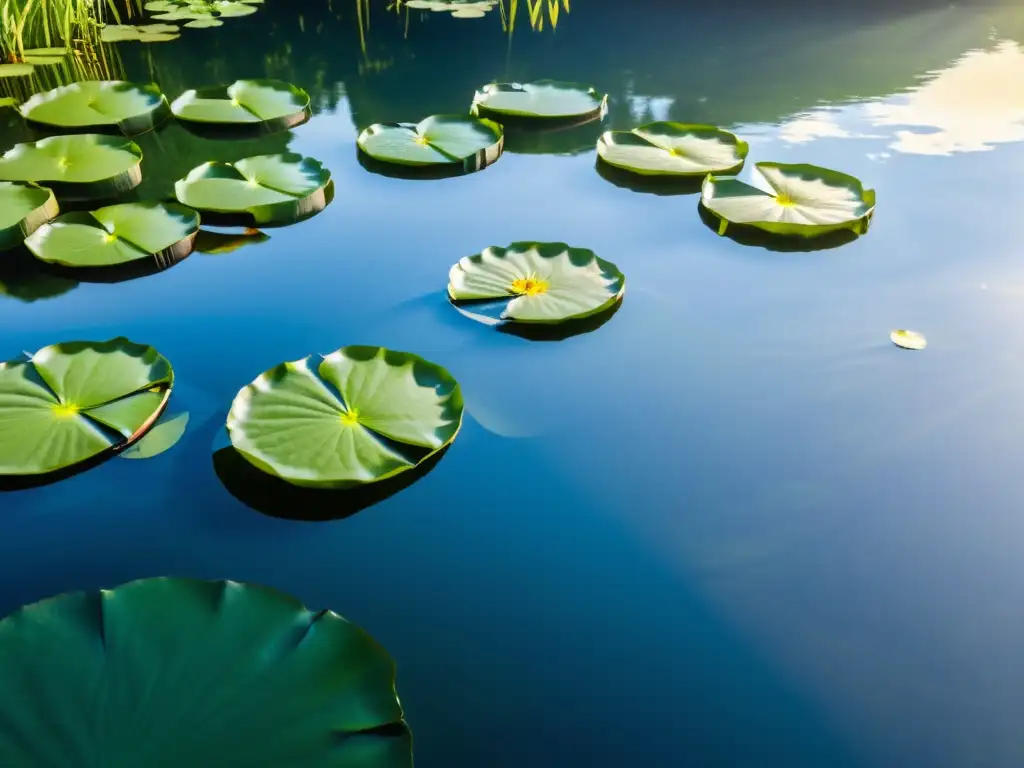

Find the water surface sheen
[[1, 1, 1023, 766]]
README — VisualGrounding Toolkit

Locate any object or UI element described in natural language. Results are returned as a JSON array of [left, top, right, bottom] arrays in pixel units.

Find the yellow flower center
[[776, 192, 796, 207], [414, 135, 430, 146], [52, 403, 80, 418], [510, 276, 549, 296], [340, 408, 359, 426]]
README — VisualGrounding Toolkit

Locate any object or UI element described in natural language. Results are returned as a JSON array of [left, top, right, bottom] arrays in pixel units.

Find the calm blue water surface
[[2, 1, 1024, 765]]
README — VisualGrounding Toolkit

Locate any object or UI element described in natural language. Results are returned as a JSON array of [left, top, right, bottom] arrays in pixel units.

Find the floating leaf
[[171, 79, 311, 134], [0, 338, 172, 477], [100, 24, 181, 43], [357, 114, 503, 172], [0, 577, 412, 766], [25, 202, 199, 270], [0, 63, 34, 79], [472, 80, 608, 121], [597, 122, 748, 177], [0, 182, 59, 252], [119, 410, 189, 458], [227, 346, 463, 489], [0, 134, 143, 200], [22, 48, 67, 65], [145, 0, 263, 22], [20, 81, 170, 136], [174, 152, 332, 227], [701, 162, 875, 238], [448, 241, 625, 326], [891, 329, 927, 350]]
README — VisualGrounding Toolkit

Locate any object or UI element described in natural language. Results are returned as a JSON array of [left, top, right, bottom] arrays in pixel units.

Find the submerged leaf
[[120, 410, 189, 458]]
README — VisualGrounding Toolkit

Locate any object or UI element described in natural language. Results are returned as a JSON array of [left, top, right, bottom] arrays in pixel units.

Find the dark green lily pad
[[357, 114, 503, 174], [174, 152, 332, 227], [19, 81, 171, 136], [0, 338, 172, 478], [0, 182, 59, 251], [471, 80, 608, 122], [0, 577, 412, 766], [171, 79, 311, 135], [0, 134, 143, 201], [25, 201, 199, 271], [597, 123, 748, 176], [227, 346, 463, 489]]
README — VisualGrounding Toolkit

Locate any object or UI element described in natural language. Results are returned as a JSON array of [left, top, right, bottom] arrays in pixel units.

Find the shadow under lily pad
[[595, 160, 704, 196], [212, 444, 450, 522]]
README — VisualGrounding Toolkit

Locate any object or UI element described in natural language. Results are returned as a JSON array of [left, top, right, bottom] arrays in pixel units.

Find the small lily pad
[[171, 79, 311, 134], [174, 152, 332, 227], [20, 81, 171, 136], [701, 162, 875, 238], [100, 24, 182, 43], [0, 577, 412, 765], [471, 80, 608, 121], [448, 241, 625, 326], [25, 201, 199, 270], [227, 346, 463, 489], [0, 182, 59, 251], [597, 123, 748, 177], [0, 134, 144, 200], [119, 410, 189, 458], [891, 329, 927, 350], [0, 63, 34, 79], [357, 114, 503, 173], [0, 338, 172, 477], [22, 48, 68, 65]]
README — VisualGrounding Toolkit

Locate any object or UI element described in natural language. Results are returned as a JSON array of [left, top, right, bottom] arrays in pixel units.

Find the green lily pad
[[0, 338, 172, 477], [0, 182, 59, 252], [174, 152, 333, 227], [357, 114, 503, 173], [146, 0, 263, 21], [0, 63, 34, 79], [119, 409, 189, 458], [0, 577, 412, 766], [171, 79, 311, 134], [100, 24, 182, 43], [22, 48, 68, 65], [20, 81, 171, 136], [227, 346, 463, 489], [448, 241, 625, 326], [0, 134, 143, 201], [700, 162, 876, 238], [471, 80, 608, 121], [25, 201, 199, 270], [597, 123, 748, 177], [404, 0, 497, 16]]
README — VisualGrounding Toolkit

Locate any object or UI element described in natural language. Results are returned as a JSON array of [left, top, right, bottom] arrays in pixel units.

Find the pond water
[[2, 0, 1024, 765]]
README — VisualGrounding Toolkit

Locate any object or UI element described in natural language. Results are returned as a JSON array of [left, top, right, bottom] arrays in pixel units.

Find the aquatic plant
[[0, 181, 58, 250], [597, 123, 749, 177], [471, 80, 607, 121], [357, 114, 503, 173], [0, 133, 144, 199], [171, 78, 311, 134], [20, 79, 170, 134]]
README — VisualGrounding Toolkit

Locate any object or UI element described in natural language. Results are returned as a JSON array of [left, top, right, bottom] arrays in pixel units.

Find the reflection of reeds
[[384, 0, 569, 34]]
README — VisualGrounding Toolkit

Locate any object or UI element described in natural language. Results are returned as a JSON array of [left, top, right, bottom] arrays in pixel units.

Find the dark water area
[[1, 0, 1024, 765]]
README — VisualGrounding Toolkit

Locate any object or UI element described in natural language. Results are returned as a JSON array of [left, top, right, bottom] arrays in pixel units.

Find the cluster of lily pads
[[100, 0, 264, 42]]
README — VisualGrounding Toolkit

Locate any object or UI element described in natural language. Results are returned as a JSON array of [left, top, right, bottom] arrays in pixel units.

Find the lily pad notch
[[0, 577, 413, 767], [227, 345, 464, 489], [171, 79, 312, 136], [0, 134, 144, 201], [357, 114, 504, 176], [19, 81, 171, 136], [700, 162, 875, 239], [448, 241, 626, 329], [0, 337, 173, 481], [597, 122, 748, 177], [471, 80, 608, 125], [0, 182, 59, 251]]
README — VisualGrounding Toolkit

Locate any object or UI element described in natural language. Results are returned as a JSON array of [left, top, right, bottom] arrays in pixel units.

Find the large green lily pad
[[228, 346, 463, 489], [0, 577, 412, 766], [0, 182, 59, 251], [0, 338, 172, 477], [174, 153, 332, 227], [357, 114, 503, 173], [471, 80, 608, 121], [0, 134, 143, 201], [171, 79, 311, 134], [448, 241, 625, 326], [597, 123, 748, 177], [25, 202, 199, 270], [19, 81, 171, 136], [701, 162, 876, 238]]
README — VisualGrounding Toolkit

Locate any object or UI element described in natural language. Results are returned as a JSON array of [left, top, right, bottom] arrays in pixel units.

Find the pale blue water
[[1, 1, 1024, 765]]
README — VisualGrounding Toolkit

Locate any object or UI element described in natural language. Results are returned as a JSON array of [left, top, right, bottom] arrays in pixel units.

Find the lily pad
[[20, 81, 171, 136], [0, 134, 143, 200], [227, 346, 463, 489], [357, 114, 503, 173], [0, 182, 59, 251], [22, 48, 68, 65], [404, 0, 497, 16], [100, 24, 182, 43], [891, 329, 927, 350], [448, 241, 625, 326], [145, 0, 263, 22], [597, 123, 748, 177], [471, 80, 608, 122], [0, 338, 172, 477], [174, 152, 333, 227], [0, 577, 412, 766], [119, 410, 189, 458], [25, 201, 199, 271], [171, 79, 311, 134], [700, 162, 876, 238], [0, 63, 34, 79], [193, 227, 269, 254]]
